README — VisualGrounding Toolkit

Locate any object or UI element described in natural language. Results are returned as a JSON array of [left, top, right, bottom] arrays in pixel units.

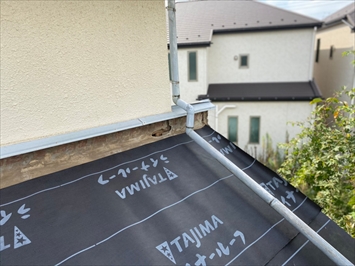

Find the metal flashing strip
[[0, 100, 215, 160]]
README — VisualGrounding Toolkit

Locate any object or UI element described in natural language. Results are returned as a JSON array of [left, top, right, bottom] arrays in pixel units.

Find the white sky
[[257, 0, 354, 20]]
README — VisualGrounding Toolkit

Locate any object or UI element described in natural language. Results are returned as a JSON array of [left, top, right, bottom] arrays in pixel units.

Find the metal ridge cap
[[0, 101, 215, 159]]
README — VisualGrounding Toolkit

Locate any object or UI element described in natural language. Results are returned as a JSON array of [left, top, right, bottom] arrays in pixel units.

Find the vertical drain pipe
[[167, 0, 194, 130], [167, 1, 353, 265]]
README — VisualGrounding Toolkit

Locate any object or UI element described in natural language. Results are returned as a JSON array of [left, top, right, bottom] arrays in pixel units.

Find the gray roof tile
[[170, 0, 321, 45]]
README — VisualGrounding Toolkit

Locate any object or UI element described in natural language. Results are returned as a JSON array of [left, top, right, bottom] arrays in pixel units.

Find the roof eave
[[344, 14, 355, 30], [178, 42, 211, 48], [321, 18, 355, 31], [309, 80, 323, 98], [168, 42, 211, 49], [324, 15, 347, 26], [175, 23, 322, 47], [208, 97, 320, 102], [212, 23, 322, 34]]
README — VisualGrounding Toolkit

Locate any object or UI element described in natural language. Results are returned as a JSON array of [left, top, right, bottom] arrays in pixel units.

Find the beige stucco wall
[[208, 28, 315, 84], [208, 101, 314, 156], [177, 47, 208, 103], [314, 23, 355, 102], [1, 1, 171, 146]]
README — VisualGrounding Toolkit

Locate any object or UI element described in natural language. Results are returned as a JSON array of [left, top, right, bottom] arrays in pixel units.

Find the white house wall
[[208, 29, 314, 84], [208, 102, 314, 155], [177, 47, 208, 103], [313, 23, 355, 102], [0, 1, 171, 146]]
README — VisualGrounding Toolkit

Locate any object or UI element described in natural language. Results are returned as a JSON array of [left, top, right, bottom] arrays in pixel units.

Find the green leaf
[[279, 86, 355, 237], [310, 98, 322, 105]]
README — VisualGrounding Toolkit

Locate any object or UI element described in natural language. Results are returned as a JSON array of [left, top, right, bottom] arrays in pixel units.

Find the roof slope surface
[[172, 0, 321, 46], [0, 126, 353, 265], [200, 81, 322, 101]]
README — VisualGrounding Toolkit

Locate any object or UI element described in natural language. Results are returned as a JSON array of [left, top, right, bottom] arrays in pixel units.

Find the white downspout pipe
[[309, 26, 317, 80], [215, 104, 236, 131], [167, 0, 194, 130], [167, 1, 353, 265]]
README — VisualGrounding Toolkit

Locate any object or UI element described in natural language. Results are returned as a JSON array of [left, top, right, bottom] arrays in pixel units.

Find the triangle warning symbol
[[14, 226, 31, 249], [156, 241, 176, 264], [164, 167, 178, 181]]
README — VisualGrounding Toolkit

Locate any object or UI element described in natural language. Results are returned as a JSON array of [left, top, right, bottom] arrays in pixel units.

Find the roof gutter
[[212, 23, 322, 34], [167, 1, 352, 265]]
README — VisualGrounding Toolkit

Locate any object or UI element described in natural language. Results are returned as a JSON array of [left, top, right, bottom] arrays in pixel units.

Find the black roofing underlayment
[[0, 126, 354, 265]]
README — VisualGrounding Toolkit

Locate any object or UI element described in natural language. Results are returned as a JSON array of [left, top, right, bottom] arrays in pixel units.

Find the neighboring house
[[202, 82, 321, 157], [0, 1, 212, 187], [313, 3, 355, 102], [172, 0, 322, 156], [0, 2, 354, 264]]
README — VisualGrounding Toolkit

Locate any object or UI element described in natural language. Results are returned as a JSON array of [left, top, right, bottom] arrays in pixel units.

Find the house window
[[329, 45, 334, 59], [249, 117, 260, 143], [239, 54, 249, 68], [228, 117, 238, 143], [168, 53, 172, 81], [315, 38, 321, 63], [188, 51, 197, 81]]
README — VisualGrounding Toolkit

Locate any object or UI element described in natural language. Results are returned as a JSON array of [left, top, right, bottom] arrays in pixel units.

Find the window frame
[[315, 38, 321, 63], [188, 51, 198, 81], [329, 45, 334, 59], [228, 116, 238, 144], [239, 54, 249, 69], [249, 116, 260, 144]]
